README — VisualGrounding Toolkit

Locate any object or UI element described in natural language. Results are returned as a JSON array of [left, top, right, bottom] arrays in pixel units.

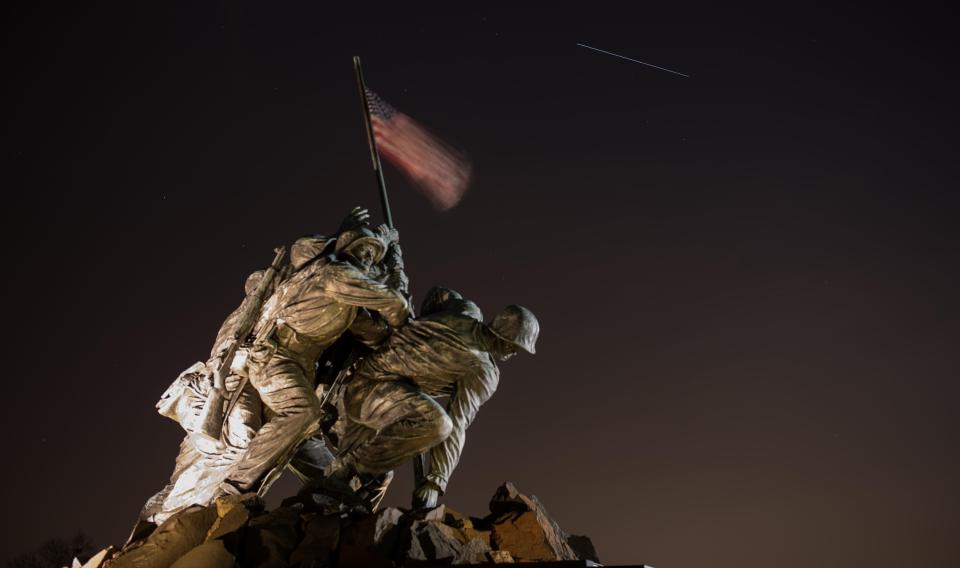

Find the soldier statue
[[138, 204, 538, 524], [319, 286, 539, 509], [217, 217, 410, 498], [141, 268, 271, 525], [139, 208, 409, 524]]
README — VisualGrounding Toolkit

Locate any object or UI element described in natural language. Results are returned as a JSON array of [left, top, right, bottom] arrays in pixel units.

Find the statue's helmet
[[335, 227, 387, 264], [244, 270, 264, 295], [421, 285, 484, 320], [421, 286, 463, 315], [488, 305, 539, 354]]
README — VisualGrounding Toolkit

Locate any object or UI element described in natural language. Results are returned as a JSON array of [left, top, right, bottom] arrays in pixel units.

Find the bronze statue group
[[139, 207, 539, 529]]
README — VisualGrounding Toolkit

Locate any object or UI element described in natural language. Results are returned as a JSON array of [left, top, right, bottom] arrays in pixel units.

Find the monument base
[[84, 482, 644, 567]]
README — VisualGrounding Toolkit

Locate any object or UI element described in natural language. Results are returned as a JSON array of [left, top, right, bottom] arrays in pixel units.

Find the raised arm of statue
[[338, 206, 372, 234], [323, 262, 410, 327], [374, 225, 414, 316]]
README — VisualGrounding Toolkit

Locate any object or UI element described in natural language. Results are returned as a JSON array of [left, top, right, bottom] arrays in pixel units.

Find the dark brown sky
[[5, 2, 959, 566]]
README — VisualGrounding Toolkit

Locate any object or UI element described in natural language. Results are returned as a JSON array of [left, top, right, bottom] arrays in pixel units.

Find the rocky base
[[88, 482, 600, 567]]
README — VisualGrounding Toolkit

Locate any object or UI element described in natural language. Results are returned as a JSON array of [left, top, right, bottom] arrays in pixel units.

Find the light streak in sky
[[576, 43, 690, 78]]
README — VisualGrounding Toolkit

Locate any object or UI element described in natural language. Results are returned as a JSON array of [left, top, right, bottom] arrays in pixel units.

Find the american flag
[[364, 88, 472, 210]]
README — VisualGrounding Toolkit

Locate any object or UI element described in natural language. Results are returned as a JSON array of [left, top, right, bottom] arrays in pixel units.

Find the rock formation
[[86, 483, 600, 567]]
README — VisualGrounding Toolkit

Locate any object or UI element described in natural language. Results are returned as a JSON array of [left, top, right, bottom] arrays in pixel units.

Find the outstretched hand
[[338, 206, 371, 234]]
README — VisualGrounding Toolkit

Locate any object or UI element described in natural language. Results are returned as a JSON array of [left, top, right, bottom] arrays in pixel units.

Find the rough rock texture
[[207, 494, 260, 541], [169, 540, 234, 568], [407, 519, 464, 561], [338, 507, 403, 568], [290, 513, 340, 567], [102, 482, 599, 567], [489, 482, 581, 562], [488, 549, 515, 563], [109, 505, 218, 568], [453, 537, 493, 564], [242, 504, 303, 566], [566, 533, 600, 563]]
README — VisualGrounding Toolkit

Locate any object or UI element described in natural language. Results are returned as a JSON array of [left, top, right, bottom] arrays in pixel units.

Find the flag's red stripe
[[369, 112, 470, 209]]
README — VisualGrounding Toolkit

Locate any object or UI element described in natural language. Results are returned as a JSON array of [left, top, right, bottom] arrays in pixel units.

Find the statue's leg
[[157, 376, 266, 513], [344, 379, 452, 474], [224, 354, 321, 492], [357, 470, 394, 512], [287, 435, 336, 484], [144, 438, 197, 515], [220, 374, 263, 456], [127, 435, 201, 545], [146, 437, 204, 525]]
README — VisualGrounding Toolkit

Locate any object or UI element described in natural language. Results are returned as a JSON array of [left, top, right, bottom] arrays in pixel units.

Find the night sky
[[6, 3, 959, 567]]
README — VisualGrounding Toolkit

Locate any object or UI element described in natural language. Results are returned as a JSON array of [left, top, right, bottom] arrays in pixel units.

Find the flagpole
[[353, 56, 394, 229]]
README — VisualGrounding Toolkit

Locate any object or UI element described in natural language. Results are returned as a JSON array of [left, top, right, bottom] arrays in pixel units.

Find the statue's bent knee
[[433, 412, 453, 444], [296, 397, 323, 424]]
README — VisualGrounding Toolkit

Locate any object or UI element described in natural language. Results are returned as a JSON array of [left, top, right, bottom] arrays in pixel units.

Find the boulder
[[206, 494, 259, 541], [98, 481, 599, 567], [242, 505, 303, 567], [487, 549, 515, 563], [407, 520, 465, 561], [452, 538, 493, 565], [422, 504, 447, 522], [338, 507, 403, 568], [488, 481, 535, 516], [461, 526, 491, 547], [108, 505, 218, 568], [444, 507, 481, 531], [289, 513, 341, 567], [567, 533, 600, 563], [487, 483, 579, 562], [169, 540, 234, 568]]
